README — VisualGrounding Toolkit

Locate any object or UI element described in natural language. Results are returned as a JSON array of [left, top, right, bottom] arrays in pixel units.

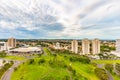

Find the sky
[[0, 0, 120, 39]]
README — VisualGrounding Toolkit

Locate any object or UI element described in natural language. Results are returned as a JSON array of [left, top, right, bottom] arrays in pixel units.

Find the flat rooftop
[[10, 47, 42, 53]]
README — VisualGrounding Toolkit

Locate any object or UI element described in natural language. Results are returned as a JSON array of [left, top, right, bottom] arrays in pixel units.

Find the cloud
[[0, 0, 120, 39]]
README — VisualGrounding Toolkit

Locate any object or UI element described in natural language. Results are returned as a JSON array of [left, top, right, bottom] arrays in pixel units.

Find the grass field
[[3, 55, 26, 60], [11, 48, 120, 80], [92, 60, 120, 64], [11, 48, 99, 80], [92, 59, 120, 80]]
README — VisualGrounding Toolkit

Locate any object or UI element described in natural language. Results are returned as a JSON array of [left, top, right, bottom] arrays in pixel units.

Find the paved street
[[1, 61, 22, 80], [97, 64, 114, 80]]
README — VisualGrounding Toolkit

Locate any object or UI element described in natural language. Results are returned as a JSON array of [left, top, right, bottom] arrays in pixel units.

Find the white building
[[7, 38, 16, 48], [0, 59, 3, 67], [92, 39, 100, 54], [54, 42, 61, 49], [71, 40, 78, 54], [9, 47, 42, 54], [82, 39, 90, 55], [0, 42, 8, 52], [116, 39, 120, 52]]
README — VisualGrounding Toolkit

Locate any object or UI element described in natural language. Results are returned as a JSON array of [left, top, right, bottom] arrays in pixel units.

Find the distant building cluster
[[71, 39, 100, 55], [116, 39, 120, 53], [71, 40, 78, 54], [0, 38, 42, 55], [0, 38, 16, 52], [52, 38, 101, 55], [1, 37, 120, 56]]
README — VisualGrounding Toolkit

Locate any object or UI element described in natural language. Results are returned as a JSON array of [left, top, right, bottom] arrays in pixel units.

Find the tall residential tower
[[92, 39, 100, 54], [116, 39, 120, 52], [82, 39, 90, 55], [7, 38, 16, 48], [71, 40, 78, 54]]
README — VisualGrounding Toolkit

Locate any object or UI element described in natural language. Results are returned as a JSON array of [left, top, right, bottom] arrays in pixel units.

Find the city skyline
[[0, 0, 120, 39]]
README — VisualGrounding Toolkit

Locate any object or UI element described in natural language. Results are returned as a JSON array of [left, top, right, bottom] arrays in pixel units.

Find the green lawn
[[11, 55, 88, 80], [43, 48, 52, 55], [11, 48, 120, 80], [11, 48, 98, 80], [92, 60, 120, 64], [3, 55, 26, 60], [12, 64, 70, 80], [92, 59, 120, 80]]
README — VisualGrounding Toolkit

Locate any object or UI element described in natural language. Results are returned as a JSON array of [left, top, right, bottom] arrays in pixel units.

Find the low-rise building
[[9, 47, 42, 54], [0, 42, 8, 52]]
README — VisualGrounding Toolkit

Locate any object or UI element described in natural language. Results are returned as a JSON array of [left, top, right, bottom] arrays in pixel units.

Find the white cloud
[[0, 0, 120, 39]]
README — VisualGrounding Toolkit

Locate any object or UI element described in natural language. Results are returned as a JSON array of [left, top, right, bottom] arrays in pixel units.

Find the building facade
[[116, 39, 120, 52], [82, 39, 90, 55], [92, 39, 100, 54], [54, 42, 61, 49], [0, 42, 8, 51], [7, 38, 16, 48], [71, 40, 78, 54]]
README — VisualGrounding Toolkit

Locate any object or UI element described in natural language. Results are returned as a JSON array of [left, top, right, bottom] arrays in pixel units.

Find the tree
[[115, 63, 120, 75], [0, 51, 7, 57], [28, 59, 34, 64], [38, 58, 45, 64], [95, 68, 109, 80], [2, 60, 6, 64], [105, 64, 113, 73]]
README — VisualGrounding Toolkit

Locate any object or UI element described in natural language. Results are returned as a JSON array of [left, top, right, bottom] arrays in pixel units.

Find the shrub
[[14, 67, 17, 71], [105, 64, 113, 73], [2, 60, 6, 63], [95, 68, 109, 80], [0, 63, 13, 78], [69, 56, 90, 64], [48, 58, 66, 68], [10, 61, 14, 65], [0, 51, 7, 57], [63, 75, 70, 80], [28, 59, 34, 64], [115, 63, 120, 75], [67, 65, 76, 76], [38, 58, 45, 64]]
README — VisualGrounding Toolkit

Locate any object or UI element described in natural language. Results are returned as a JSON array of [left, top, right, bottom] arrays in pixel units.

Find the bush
[[0, 51, 7, 57], [10, 61, 14, 65], [2, 60, 6, 63], [14, 67, 17, 71], [105, 64, 113, 73], [38, 58, 45, 64], [115, 63, 120, 75], [48, 58, 66, 68], [37, 54, 42, 57], [95, 68, 109, 80], [63, 75, 70, 80], [67, 65, 76, 76], [69, 56, 90, 64], [0, 63, 13, 78], [28, 59, 34, 64]]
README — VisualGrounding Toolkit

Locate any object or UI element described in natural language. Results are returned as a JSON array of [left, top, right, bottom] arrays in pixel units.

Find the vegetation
[[3, 55, 26, 60], [94, 68, 109, 80], [0, 61, 14, 78], [115, 63, 120, 76], [11, 48, 98, 80], [92, 60, 120, 64], [0, 51, 7, 57], [105, 64, 113, 73], [93, 60, 120, 80], [97, 53, 118, 60], [10, 47, 120, 80], [101, 45, 115, 52]]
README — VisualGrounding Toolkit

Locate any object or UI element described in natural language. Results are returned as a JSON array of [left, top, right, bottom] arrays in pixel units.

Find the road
[[97, 64, 114, 80], [1, 61, 23, 80]]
